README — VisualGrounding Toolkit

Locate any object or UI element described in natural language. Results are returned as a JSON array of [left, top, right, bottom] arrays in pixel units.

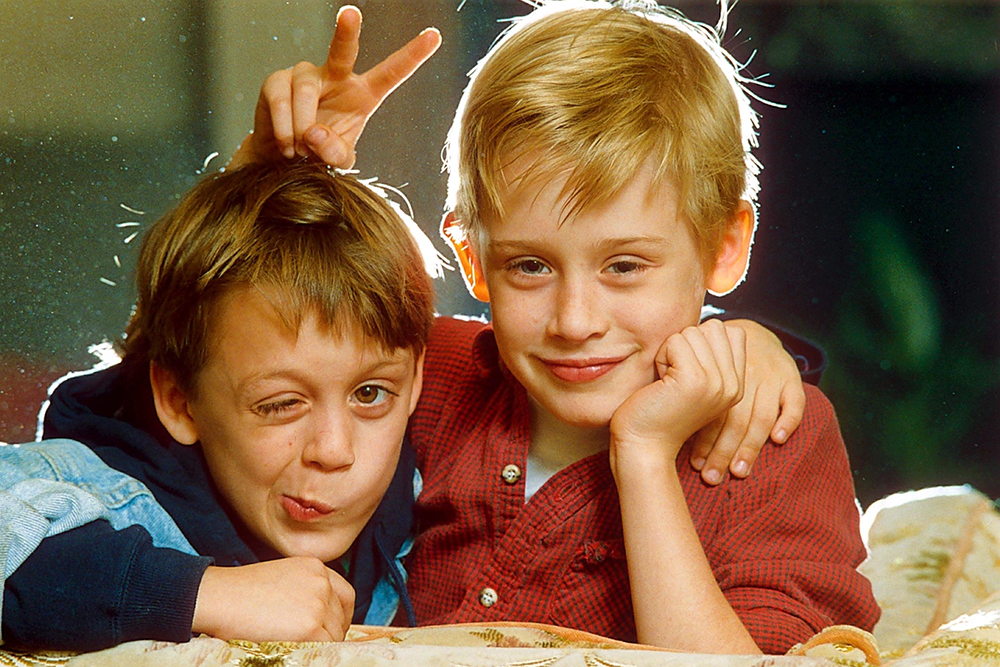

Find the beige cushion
[[860, 486, 1000, 658]]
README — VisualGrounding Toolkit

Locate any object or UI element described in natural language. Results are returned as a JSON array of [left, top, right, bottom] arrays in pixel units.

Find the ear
[[440, 212, 490, 302], [408, 352, 426, 416], [149, 362, 200, 446], [706, 201, 756, 297]]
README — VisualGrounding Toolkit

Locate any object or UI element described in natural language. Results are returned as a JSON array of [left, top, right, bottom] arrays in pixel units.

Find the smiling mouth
[[540, 357, 625, 383], [282, 496, 335, 522]]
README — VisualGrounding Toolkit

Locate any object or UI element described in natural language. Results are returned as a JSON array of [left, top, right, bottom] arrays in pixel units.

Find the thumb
[[304, 124, 356, 169]]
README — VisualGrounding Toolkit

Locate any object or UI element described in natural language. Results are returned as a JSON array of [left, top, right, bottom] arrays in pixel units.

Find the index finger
[[361, 27, 442, 102]]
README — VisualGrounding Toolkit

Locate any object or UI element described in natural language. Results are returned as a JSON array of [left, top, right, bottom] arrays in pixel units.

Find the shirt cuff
[[118, 544, 213, 643]]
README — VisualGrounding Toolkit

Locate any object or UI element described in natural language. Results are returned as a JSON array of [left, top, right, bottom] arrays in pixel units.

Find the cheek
[[369, 416, 407, 466], [351, 425, 405, 501], [622, 294, 698, 345], [490, 291, 547, 350], [209, 429, 298, 493]]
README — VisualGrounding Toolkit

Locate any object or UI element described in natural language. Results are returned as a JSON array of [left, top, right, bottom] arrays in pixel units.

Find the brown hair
[[125, 162, 437, 394], [445, 0, 761, 264]]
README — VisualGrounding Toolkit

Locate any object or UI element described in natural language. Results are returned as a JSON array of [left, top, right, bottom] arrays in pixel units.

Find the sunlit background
[[1, 0, 998, 507]]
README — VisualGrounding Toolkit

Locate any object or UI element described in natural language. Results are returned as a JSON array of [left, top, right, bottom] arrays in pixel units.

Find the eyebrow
[[235, 353, 413, 397], [489, 235, 671, 255]]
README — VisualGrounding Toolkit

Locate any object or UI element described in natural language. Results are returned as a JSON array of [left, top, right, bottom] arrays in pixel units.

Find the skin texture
[[152, 287, 424, 641]]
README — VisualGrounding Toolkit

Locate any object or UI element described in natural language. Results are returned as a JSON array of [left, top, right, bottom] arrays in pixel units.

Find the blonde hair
[[444, 0, 761, 263], [125, 163, 438, 394]]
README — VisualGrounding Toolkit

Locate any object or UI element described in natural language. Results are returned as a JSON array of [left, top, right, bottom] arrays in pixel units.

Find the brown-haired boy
[[4, 163, 437, 649], [241, 0, 878, 654]]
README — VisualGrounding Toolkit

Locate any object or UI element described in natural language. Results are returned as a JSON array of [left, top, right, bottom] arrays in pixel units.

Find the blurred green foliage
[[824, 215, 1000, 502]]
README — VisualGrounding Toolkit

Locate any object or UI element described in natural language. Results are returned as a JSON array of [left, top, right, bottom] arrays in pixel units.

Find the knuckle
[[691, 435, 712, 456], [304, 622, 327, 641], [708, 376, 726, 402], [709, 436, 737, 458], [263, 69, 290, 89], [269, 95, 293, 116], [299, 557, 329, 579], [292, 60, 317, 75], [294, 78, 320, 96], [721, 376, 738, 400]]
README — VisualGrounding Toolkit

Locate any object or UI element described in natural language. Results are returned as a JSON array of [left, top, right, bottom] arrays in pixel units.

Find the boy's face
[[479, 159, 709, 430], [173, 288, 422, 563]]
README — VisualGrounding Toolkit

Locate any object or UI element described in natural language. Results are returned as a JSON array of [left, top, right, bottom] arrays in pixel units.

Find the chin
[[547, 401, 617, 430], [530, 377, 644, 429], [273, 532, 353, 562]]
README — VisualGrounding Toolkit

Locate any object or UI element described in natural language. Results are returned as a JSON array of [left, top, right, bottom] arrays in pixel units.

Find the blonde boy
[[407, 2, 878, 653], [235, 1, 878, 654]]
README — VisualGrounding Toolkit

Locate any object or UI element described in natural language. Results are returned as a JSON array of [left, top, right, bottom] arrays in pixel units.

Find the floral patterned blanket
[[2, 486, 999, 667]]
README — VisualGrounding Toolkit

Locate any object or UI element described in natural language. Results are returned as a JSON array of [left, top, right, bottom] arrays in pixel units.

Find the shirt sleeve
[[2, 520, 212, 651], [705, 385, 880, 653]]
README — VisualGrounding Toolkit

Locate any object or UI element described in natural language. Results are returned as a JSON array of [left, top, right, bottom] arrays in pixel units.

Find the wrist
[[609, 435, 681, 485], [192, 566, 226, 637]]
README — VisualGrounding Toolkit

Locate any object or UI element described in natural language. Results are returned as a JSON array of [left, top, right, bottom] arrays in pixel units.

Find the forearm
[[2, 521, 210, 651], [709, 315, 825, 385], [614, 452, 760, 654]]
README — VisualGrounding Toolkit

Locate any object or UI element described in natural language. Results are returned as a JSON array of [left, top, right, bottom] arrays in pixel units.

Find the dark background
[[1, 1, 997, 507]]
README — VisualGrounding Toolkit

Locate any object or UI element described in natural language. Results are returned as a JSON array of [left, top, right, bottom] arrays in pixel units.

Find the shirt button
[[500, 463, 522, 485], [478, 587, 499, 608]]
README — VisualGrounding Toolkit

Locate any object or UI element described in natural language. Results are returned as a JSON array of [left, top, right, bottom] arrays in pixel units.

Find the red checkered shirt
[[404, 317, 880, 653]]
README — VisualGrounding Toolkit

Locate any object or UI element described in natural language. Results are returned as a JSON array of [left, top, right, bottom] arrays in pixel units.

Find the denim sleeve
[[1, 520, 211, 651], [0, 440, 195, 556]]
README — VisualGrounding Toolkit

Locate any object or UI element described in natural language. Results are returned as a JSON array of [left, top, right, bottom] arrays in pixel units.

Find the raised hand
[[192, 558, 355, 642], [228, 5, 442, 170]]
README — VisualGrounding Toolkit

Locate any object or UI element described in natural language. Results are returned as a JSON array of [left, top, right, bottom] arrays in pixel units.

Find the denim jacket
[[0, 438, 194, 643]]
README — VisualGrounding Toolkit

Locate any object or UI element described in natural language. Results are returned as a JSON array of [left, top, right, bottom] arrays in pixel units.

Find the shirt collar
[[471, 322, 501, 379]]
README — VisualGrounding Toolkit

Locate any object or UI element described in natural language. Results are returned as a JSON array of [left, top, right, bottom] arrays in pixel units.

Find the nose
[[546, 272, 609, 342], [301, 408, 355, 471]]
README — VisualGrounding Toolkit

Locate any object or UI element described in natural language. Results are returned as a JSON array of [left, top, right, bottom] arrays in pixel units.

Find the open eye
[[353, 384, 394, 405], [605, 259, 644, 275], [509, 258, 550, 276]]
